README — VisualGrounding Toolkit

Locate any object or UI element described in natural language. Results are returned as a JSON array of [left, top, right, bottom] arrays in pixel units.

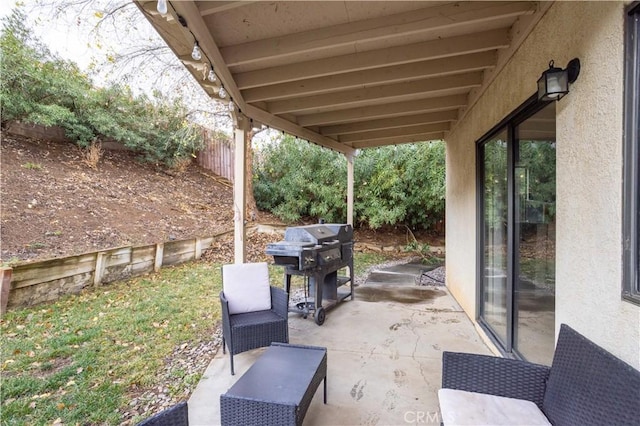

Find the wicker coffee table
[[220, 342, 327, 426]]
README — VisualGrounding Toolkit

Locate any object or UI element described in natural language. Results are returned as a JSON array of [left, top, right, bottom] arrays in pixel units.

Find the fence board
[[197, 131, 234, 182]]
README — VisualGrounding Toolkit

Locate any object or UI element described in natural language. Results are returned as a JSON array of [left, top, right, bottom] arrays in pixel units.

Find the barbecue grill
[[266, 223, 354, 325]]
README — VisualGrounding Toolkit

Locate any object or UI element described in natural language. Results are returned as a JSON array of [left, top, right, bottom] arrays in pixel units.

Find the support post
[[233, 112, 250, 264], [347, 152, 355, 226], [94, 252, 107, 286], [1, 267, 12, 316], [154, 243, 164, 272], [195, 237, 203, 260]]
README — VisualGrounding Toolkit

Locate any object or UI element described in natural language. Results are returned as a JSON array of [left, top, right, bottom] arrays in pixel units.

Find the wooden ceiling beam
[[297, 94, 468, 127], [198, 2, 255, 17], [242, 51, 496, 102], [221, 2, 534, 67], [267, 73, 482, 115], [234, 28, 509, 89], [339, 122, 450, 144], [320, 110, 458, 136], [169, 1, 243, 106], [351, 132, 445, 149], [242, 104, 354, 155]]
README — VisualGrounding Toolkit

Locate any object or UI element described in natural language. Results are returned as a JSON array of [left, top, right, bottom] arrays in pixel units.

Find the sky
[[0, 0, 278, 140], [2, 0, 101, 70]]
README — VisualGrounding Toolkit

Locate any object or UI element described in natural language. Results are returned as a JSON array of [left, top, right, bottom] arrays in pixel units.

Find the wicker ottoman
[[220, 342, 327, 426]]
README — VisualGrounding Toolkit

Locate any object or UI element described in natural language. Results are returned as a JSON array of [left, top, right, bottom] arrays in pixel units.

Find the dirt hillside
[[1, 133, 442, 265], [1, 134, 237, 263]]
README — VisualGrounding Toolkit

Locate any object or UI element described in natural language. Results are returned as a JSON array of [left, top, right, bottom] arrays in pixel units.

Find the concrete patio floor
[[188, 263, 492, 425]]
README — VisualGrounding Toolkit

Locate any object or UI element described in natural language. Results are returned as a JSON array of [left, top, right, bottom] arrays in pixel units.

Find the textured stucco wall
[[445, 1, 640, 367]]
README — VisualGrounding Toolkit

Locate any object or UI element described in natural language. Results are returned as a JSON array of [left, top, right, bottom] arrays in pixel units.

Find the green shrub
[[0, 7, 203, 168], [253, 136, 446, 230]]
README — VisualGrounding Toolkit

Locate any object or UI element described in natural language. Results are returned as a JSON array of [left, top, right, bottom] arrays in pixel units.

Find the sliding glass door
[[479, 100, 556, 364], [481, 130, 509, 345]]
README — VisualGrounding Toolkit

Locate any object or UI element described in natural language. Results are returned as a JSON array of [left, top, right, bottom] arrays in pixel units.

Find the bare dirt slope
[[1, 134, 236, 263], [1, 133, 443, 265]]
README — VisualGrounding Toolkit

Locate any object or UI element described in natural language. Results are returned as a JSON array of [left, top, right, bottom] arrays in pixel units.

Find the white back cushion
[[438, 389, 551, 426], [222, 262, 272, 315]]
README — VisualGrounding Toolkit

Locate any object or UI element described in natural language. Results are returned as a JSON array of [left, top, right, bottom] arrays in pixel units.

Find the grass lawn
[[1, 252, 393, 425]]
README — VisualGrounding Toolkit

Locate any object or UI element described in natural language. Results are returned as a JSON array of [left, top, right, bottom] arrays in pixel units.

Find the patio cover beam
[[242, 52, 496, 103], [350, 132, 446, 149], [267, 72, 483, 115], [339, 123, 450, 144], [297, 94, 467, 127], [165, 1, 354, 156], [221, 2, 534, 68], [234, 29, 509, 89], [198, 1, 255, 17], [320, 110, 458, 137], [242, 104, 354, 155]]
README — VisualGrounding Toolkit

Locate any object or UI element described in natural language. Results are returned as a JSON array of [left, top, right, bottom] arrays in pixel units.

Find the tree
[[253, 137, 446, 230], [31, 0, 233, 132], [0, 6, 204, 167]]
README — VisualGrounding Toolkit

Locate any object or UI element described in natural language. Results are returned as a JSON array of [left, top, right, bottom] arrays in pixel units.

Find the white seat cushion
[[222, 262, 272, 315], [438, 389, 551, 426]]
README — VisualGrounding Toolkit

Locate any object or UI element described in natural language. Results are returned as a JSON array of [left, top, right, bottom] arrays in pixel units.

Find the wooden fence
[[197, 130, 235, 182], [0, 231, 232, 314], [5, 122, 236, 182]]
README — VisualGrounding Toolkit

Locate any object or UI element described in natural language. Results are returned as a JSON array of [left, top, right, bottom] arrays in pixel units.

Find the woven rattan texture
[[441, 325, 640, 426], [220, 286, 289, 374], [220, 396, 297, 426], [136, 401, 189, 426], [442, 351, 550, 409], [542, 324, 640, 426], [220, 344, 327, 426]]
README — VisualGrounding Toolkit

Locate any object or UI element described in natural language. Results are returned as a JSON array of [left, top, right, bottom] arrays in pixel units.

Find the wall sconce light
[[537, 58, 581, 101]]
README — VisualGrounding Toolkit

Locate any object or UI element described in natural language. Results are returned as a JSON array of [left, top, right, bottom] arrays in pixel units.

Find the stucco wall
[[445, 1, 640, 367]]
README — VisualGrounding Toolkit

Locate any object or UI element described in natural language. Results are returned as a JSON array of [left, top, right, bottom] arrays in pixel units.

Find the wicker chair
[[137, 401, 189, 426], [220, 262, 289, 375]]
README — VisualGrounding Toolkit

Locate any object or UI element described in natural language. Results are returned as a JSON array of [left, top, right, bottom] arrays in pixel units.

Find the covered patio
[[188, 265, 491, 425], [132, 0, 545, 261], [134, 0, 640, 424]]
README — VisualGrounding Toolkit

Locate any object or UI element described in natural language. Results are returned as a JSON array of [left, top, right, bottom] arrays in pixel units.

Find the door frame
[[475, 93, 553, 358]]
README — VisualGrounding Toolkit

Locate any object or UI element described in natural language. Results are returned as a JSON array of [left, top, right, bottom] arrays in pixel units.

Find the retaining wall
[[0, 232, 231, 314]]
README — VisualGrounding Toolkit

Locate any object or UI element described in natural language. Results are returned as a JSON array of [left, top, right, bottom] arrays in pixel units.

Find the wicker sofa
[[439, 324, 640, 426]]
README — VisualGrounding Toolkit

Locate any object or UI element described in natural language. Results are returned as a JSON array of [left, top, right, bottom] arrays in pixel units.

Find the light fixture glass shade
[[157, 0, 168, 15], [207, 68, 217, 83], [537, 61, 569, 101], [191, 42, 202, 61]]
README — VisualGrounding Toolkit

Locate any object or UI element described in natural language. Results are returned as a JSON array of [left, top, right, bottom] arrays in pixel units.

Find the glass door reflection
[[481, 130, 509, 345], [514, 104, 556, 365]]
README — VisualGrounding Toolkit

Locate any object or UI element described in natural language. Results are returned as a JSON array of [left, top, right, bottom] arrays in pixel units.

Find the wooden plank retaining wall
[[3, 232, 231, 312]]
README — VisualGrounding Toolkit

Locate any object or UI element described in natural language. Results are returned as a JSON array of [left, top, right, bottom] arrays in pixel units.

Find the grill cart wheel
[[314, 307, 326, 325]]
